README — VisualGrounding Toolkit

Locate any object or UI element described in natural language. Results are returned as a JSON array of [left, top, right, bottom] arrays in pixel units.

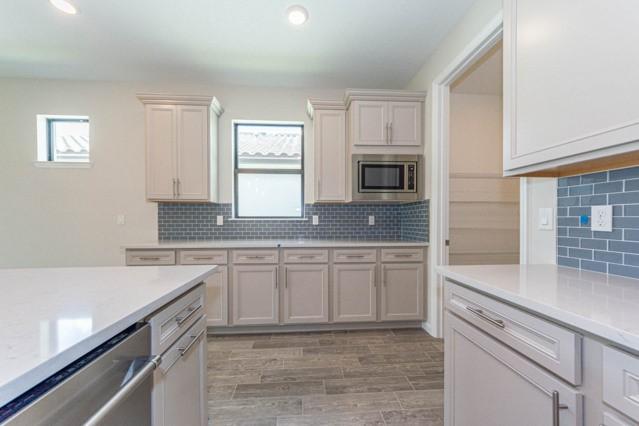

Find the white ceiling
[[452, 43, 502, 95], [0, 0, 476, 88]]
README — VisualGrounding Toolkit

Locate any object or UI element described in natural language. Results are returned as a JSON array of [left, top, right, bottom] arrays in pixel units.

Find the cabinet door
[[232, 265, 279, 325], [380, 263, 424, 321], [205, 266, 228, 326], [154, 320, 207, 426], [445, 312, 582, 426], [176, 105, 209, 201], [332, 263, 377, 322], [504, 0, 639, 174], [351, 100, 388, 146], [146, 105, 177, 200], [314, 109, 347, 202], [283, 264, 329, 324], [388, 102, 421, 146]]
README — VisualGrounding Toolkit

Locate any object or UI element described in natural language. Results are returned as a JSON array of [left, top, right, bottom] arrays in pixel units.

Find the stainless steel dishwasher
[[2, 324, 159, 426]]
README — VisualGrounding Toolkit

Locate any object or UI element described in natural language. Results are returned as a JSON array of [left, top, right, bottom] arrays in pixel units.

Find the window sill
[[229, 217, 308, 221], [33, 161, 93, 169]]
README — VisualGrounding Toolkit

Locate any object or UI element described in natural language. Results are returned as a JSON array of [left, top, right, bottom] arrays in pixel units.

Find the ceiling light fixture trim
[[49, 0, 78, 15]]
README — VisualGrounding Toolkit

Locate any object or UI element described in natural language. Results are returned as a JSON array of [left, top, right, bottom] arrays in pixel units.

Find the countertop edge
[[0, 266, 216, 407], [122, 240, 429, 249], [438, 266, 639, 355]]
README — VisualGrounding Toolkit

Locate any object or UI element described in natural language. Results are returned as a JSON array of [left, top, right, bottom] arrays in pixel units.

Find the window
[[234, 122, 304, 218], [36, 115, 90, 163]]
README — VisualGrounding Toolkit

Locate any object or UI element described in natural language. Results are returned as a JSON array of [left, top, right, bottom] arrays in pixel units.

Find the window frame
[[233, 121, 305, 219], [46, 117, 90, 162]]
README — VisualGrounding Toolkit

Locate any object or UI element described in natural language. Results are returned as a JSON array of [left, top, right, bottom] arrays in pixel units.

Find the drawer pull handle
[[298, 255, 317, 259], [139, 256, 161, 261], [175, 305, 202, 326], [466, 306, 505, 329], [552, 391, 568, 426], [391, 254, 414, 258], [178, 328, 206, 357], [192, 256, 214, 261], [246, 255, 266, 259], [345, 255, 365, 258]]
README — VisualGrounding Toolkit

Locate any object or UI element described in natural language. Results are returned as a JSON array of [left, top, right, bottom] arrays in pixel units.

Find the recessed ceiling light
[[287, 5, 308, 26], [49, 0, 78, 15]]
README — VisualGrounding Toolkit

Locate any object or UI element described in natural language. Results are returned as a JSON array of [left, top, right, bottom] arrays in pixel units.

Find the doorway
[[447, 42, 520, 265]]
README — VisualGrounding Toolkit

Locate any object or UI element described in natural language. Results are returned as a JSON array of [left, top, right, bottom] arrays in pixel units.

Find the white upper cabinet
[[346, 90, 425, 155], [351, 100, 388, 146], [504, 0, 639, 175], [308, 100, 347, 202], [138, 94, 223, 202]]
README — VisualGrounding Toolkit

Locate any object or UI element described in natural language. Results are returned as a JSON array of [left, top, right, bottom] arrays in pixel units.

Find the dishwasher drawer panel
[[445, 280, 582, 385]]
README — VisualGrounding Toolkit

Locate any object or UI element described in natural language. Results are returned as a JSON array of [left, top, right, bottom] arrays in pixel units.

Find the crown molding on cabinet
[[306, 98, 346, 118], [136, 93, 224, 116], [344, 89, 426, 108]]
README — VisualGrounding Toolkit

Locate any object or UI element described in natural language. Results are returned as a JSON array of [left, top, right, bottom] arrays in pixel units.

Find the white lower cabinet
[[232, 265, 279, 325], [332, 263, 377, 323], [204, 266, 228, 326], [153, 315, 207, 426], [283, 264, 329, 324], [445, 312, 582, 426], [380, 263, 424, 321]]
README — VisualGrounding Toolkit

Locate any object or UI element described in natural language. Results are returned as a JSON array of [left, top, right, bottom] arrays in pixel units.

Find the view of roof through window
[[49, 118, 90, 162], [236, 124, 302, 169]]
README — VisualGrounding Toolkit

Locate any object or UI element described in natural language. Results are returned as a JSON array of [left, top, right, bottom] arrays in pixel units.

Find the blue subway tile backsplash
[[557, 165, 639, 279], [158, 200, 429, 242]]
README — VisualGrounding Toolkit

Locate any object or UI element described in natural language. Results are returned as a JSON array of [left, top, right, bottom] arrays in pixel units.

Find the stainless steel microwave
[[352, 155, 423, 202]]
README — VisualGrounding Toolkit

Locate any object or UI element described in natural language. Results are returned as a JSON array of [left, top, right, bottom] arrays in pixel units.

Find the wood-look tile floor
[[207, 328, 444, 426]]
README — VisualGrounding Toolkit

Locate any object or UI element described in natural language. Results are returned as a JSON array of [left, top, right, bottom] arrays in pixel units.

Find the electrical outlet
[[312, 215, 319, 225], [591, 205, 613, 232], [216, 215, 224, 226], [368, 215, 375, 226]]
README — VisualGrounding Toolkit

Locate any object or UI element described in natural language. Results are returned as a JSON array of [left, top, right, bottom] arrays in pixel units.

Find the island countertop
[[0, 265, 216, 407], [438, 264, 639, 354]]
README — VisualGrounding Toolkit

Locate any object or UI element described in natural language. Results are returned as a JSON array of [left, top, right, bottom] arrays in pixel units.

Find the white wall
[[0, 77, 342, 267]]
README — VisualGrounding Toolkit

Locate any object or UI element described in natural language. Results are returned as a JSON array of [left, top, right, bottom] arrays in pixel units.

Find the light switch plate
[[591, 205, 613, 232], [312, 215, 319, 225], [116, 214, 126, 225], [216, 215, 224, 226], [368, 216, 375, 226], [538, 208, 553, 230]]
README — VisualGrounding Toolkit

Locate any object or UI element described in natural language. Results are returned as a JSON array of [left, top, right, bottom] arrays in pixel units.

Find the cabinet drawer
[[283, 249, 329, 263], [333, 248, 377, 263], [126, 250, 176, 266], [232, 249, 279, 264], [381, 248, 423, 262], [179, 249, 227, 265], [603, 346, 639, 422], [445, 280, 582, 385], [149, 284, 205, 355]]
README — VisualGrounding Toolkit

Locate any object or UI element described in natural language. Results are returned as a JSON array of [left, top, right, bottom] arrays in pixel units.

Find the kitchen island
[[439, 264, 639, 426], [0, 265, 215, 409]]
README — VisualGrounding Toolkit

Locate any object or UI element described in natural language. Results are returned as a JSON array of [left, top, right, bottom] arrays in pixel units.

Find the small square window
[[37, 115, 90, 163]]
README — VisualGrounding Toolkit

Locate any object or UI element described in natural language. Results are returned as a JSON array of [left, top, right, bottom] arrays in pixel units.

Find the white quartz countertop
[[123, 240, 429, 249], [438, 264, 639, 353], [0, 265, 216, 406]]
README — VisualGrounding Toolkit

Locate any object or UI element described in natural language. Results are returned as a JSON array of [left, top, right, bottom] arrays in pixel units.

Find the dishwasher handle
[[83, 355, 162, 426]]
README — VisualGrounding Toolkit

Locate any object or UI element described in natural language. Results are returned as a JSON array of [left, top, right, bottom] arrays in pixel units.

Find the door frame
[[428, 12, 516, 337]]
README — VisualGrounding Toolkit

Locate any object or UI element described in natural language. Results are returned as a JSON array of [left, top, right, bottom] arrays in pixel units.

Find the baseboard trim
[[422, 320, 435, 337], [207, 321, 423, 335]]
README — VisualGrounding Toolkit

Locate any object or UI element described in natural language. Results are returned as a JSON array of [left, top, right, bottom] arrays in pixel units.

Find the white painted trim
[[344, 89, 427, 108], [33, 161, 93, 169], [520, 177, 528, 264], [137, 93, 224, 116], [428, 12, 504, 338]]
